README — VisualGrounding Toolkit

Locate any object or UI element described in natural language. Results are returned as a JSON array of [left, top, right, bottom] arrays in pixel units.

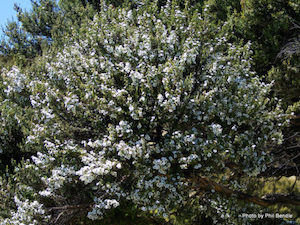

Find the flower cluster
[[88, 198, 120, 220], [1, 197, 49, 225], [2, 66, 26, 96], [76, 150, 121, 185]]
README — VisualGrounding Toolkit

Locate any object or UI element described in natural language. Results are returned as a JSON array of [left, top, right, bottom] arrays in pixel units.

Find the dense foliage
[[0, 0, 299, 224]]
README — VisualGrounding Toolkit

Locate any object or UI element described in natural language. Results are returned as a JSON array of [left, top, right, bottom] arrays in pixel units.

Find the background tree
[[0, 0, 103, 65]]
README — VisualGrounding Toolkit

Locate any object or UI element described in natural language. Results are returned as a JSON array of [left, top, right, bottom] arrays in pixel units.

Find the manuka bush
[[0, 1, 284, 224]]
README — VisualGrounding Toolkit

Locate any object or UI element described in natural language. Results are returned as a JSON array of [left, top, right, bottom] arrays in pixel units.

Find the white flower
[[157, 94, 164, 103], [211, 124, 222, 136]]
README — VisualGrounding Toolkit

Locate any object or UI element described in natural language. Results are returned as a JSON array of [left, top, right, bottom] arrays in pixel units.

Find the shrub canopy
[[0, 1, 287, 224]]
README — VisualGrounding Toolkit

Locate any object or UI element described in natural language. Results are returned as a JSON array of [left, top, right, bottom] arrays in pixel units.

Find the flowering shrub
[[0, 1, 284, 224]]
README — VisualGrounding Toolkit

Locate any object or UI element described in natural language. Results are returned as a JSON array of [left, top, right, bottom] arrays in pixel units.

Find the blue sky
[[0, 0, 33, 36]]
